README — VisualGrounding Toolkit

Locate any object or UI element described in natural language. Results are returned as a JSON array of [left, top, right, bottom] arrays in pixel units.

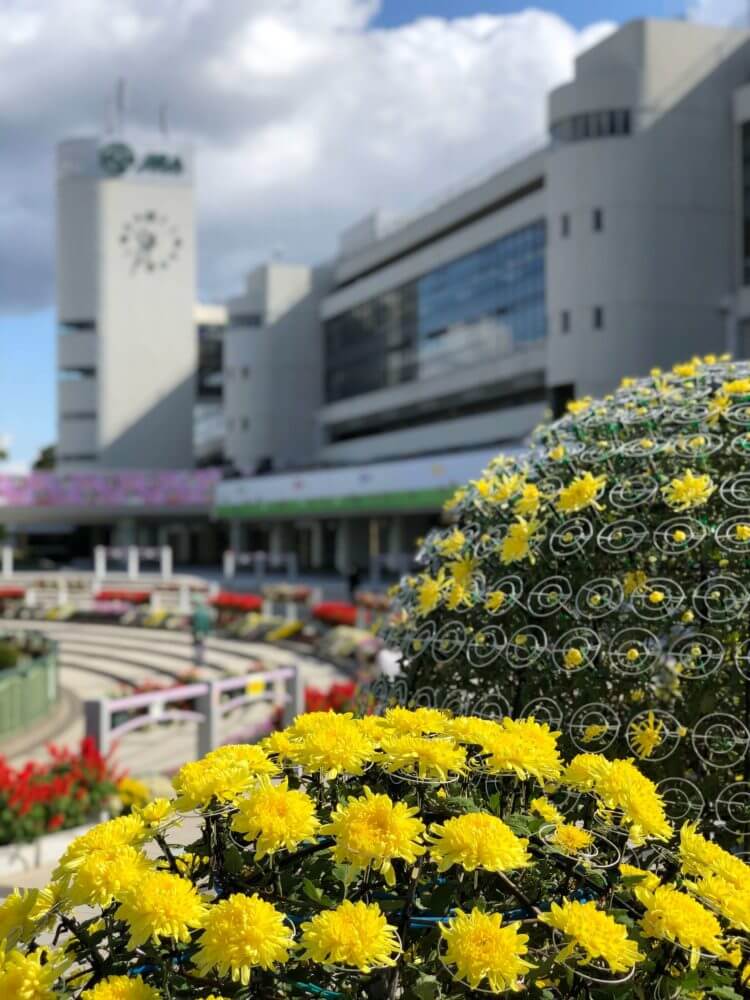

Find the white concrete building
[[215, 18, 750, 577], [223, 263, 331, 476], [56, 134, 196, 469]]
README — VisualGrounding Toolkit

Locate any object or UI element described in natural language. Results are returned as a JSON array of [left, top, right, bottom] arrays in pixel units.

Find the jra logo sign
[[99, 143, 183, 177]]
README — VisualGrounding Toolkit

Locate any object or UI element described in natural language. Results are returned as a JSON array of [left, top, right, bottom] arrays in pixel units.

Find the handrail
[[84, 663, 303, 759]]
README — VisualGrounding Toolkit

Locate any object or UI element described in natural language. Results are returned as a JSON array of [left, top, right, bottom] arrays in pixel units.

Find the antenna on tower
[[158, 102, 169, 137], [115, 77, 127, 134]]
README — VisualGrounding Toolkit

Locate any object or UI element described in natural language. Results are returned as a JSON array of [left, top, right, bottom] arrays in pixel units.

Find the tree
[[32, 444, 56, 470]]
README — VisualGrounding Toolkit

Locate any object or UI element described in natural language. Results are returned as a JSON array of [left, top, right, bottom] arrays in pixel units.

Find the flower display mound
[[384, 355, 750, 828], [0, 738, 120, 844], [6, 708, 750, 998], [210, 590, 263, 612]]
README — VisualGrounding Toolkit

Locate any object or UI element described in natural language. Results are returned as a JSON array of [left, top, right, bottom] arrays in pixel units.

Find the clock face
[[119, 210, 183, 274]]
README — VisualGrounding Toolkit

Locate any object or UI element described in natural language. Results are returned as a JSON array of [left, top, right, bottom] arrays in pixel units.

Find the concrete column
[[127, 546, 139, 580], [1, 546, 13, 578], [160, 546, 173, 581], [114, 517, 137, 547], [229, 521, 243, 552], [335, 520, 352, 575], [269, 524, 284, 562], [310, 521, 324, 570], [94, 545, 107, 581], [388, 516, 405, 573]]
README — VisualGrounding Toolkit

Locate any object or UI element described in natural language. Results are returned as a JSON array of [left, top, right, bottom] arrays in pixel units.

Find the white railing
[[84, 664, 303, 757]]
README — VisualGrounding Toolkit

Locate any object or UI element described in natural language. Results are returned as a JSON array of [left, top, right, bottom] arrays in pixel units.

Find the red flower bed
[[305, 681, 357, 713], [95, 589, 151, 605], [210, 591, 263, 612], [0, 586, 25, 600], [0, 738, 120, 845], [311, 601, 357, 627]]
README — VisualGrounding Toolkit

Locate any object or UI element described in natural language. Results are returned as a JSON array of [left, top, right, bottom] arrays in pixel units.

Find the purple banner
[[0, 469, 222, 509]]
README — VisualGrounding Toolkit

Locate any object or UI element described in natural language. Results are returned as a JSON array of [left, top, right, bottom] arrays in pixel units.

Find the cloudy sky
[[0, 0, 742, 467]]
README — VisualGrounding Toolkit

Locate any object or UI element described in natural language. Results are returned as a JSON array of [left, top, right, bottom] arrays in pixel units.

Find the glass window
[[593, 306, 604, 330], [550, 108, 632, 145], [561, 310, 571, 334], [593, 208, 603, 232], [561, 214, 570, 238], [324, 220, 546, 403]]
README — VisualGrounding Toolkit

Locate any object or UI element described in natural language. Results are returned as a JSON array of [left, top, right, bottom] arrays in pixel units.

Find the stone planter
[[0, 818, 103, 878]]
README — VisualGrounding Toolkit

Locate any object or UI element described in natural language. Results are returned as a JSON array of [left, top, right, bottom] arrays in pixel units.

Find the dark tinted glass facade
[[550, 108, 631, 144], [324, 220, 546, 403]]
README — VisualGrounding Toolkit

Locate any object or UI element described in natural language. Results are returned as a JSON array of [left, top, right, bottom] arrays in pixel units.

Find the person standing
[[191, 600, 214, 667]]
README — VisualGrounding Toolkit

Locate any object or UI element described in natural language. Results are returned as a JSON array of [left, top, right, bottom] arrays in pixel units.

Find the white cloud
[[0, 1, 615, 310]]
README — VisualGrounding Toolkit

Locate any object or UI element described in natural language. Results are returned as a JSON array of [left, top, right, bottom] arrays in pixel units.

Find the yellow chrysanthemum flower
[[566, 397, 592, 415], [514, 483, 542, 516], [117, 776, 150, 809], [415, 570, 446, 617], [436, 529, 466, 557], [661, 469, 715, 511], [0, 947, 64, 1000], [57, 814, 146, 867], [0, 886, 56, 947], [56, 845, 152, 908], [723, 378, 750, 395], [446, 555, 478, 590], [285, 712, 376, 778], [678, 823, 750, 891], [135, 797, 174, 828], [440, 909, 532, 992], [194, 893, 293, 986], [484, 590, 507, 613], [232, 777, 319, 859], [590, 758, 672, 844], [378, 733, 467, 782], [562, 753, 612, 789], [623, 570, 647, 596], [444, 715, 502, 747], [688, 874, 750, 933], [480, 717, 562, 783], [299, 900, 400, 972], [629, 712, 664, 758], [549, 823, 594, 855], [619, 863, 662, 905], [172, 745, 278, 811], [640, 885, 726, 968], [531, 796, 563, 825], [82, 975, 162, 999], [556, 471, 607, 515], [563, 647, 584, 670], [382, 706, 449, 736], [114, 870, 207, 949], [428, 813, 531, 873], [321, 787, 425, 885], [542, 900, 642, 973], [500, 517, 540, 565]]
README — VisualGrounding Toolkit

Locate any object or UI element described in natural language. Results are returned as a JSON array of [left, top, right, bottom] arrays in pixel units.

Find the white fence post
[[127, 546, 139, 581], [223, 550, 236, 579], [84, 699, 111, 756], [94, 545, 107, 581], [57, 577, 68, 606], [196, 681, 220, 757], [178, 583, 191, 614], [1, 545, 13, 578], [160, 546, 173, 581], [282, 664, 304, 728]]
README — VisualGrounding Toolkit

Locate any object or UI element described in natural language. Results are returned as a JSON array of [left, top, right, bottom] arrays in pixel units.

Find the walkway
[[0, 620, 343, 775]]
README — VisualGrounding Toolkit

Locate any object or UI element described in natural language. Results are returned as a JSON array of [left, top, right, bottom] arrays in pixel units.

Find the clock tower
[[56, 134, 196, 469]]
